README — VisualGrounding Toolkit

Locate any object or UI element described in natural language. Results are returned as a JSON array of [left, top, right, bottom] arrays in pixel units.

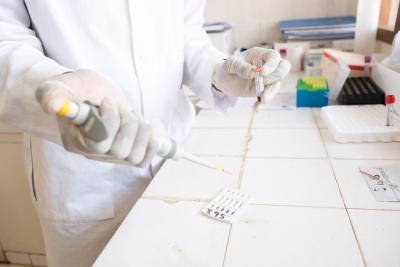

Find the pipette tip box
[[296, 76, 329, 108], [337, 77, 385, 105], [322, 105, 400, 143]]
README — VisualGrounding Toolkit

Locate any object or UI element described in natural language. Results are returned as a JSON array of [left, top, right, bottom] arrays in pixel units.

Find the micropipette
[[50, 99, 232, 175]]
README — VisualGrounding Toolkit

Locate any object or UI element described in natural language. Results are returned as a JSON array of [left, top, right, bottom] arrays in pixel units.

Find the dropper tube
[[253, 60, 264, 102]]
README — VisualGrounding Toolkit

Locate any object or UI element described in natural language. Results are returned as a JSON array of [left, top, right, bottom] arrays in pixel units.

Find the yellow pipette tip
[[214, 166, 234, 176]]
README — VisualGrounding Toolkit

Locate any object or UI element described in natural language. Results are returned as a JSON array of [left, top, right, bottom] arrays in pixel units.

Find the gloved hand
[[36, 70, 158, 168], [213, 47, 291, 103]]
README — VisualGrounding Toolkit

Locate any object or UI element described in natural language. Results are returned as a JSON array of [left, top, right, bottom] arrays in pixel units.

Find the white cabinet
[[0, 133, 45, 255]]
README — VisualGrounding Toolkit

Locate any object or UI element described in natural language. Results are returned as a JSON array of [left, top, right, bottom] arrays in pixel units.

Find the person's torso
[[25, 0, 193, 137], [23, 0, 196, 223]]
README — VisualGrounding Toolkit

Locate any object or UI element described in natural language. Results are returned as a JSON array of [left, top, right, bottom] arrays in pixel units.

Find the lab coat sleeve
[[0, 0, 70, 143], [183, 0, 237, 110]]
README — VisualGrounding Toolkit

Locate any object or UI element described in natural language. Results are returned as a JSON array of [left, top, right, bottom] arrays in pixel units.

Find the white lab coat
[[0, 1, 235, 266]]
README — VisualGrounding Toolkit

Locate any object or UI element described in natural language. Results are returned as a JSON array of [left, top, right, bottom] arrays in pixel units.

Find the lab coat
[[0, 1, 235, 266]]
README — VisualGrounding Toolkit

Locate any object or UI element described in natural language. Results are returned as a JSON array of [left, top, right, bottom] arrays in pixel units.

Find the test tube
[[386, 95, 395, 127], [253, 60, 264, 102]]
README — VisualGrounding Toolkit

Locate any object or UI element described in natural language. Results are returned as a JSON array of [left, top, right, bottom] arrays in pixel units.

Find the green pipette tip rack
[[296, 76, 329, 108]]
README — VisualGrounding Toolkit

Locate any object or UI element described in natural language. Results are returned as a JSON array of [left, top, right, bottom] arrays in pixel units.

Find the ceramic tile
[[322, 130, 400, 160], [224, 205, 364, 267], [349, 209, 400, 267], [253, 108, 317, 129], [30, 254, 46, 266], [144, 156, 242, 200], [235, 93, 295, 110], [247, 129, 327, 158], [93, 199, 229, 267], [192, 109, 252, 129], [332, 160, 400, 210], [183, 129, 246, 156], [312, 108, 327, 128], [5, 252, 30, 265], [241, 158, 343, 207]]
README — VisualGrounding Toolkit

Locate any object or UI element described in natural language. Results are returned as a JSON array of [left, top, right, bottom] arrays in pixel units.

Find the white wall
[[376, 40, 393, 54], [204, 0, 359, 48]]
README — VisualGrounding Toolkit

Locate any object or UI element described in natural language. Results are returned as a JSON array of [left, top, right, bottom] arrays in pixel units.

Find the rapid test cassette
[[202, 188, 252, 224]]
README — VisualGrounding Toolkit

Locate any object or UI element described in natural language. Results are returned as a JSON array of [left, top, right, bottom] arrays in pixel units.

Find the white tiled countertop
[[94, 74, 400, 267]]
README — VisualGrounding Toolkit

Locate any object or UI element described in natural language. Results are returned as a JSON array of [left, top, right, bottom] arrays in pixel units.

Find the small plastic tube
[[386, 95, 396, 127], [253, 60, 264, 102]]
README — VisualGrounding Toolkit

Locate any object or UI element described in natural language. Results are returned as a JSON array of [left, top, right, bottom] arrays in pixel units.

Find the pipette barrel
[[53, 100, 230, 173]]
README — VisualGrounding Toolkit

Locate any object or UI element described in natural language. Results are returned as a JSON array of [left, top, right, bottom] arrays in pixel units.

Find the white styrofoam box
[[241, 158, 343, 207], [192, 109, 252, 129], [93, 200, 230, 267], [253, 109, 317, 129], [331, 159, 400, 210], [349, 209, 400, 267], [224, 205, 364, 267], [321, 129, 400, 160], [321, 105, 400, 143], [30, 254, 47, 266], [143, 156, 241, 200], [5, 252, 31, 265], [183, 129, 246, 156], [247, 129, 327, 158], [372, 62, 400, 111]]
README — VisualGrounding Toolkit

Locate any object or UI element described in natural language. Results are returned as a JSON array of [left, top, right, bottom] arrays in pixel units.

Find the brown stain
[[236, 101, 262, 189]]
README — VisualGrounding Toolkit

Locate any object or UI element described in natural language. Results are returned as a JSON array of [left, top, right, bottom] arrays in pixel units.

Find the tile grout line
[[143, 195, 400, 211], [192, 126, 318, 130], [249, 203, 345, 210], [313, 111, 369, 267], [348, 207, 400, 212], [190, 154, 400, 161], [221, 225, 233, 267], [222, 101, 261, 267]]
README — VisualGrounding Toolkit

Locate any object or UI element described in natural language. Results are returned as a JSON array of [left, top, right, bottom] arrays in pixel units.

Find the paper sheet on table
[[360, 165, 400, 202]]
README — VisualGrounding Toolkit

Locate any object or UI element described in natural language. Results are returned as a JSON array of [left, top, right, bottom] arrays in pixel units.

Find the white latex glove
[[213, 47, 291, 103], [36, 70, 158, 168]]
